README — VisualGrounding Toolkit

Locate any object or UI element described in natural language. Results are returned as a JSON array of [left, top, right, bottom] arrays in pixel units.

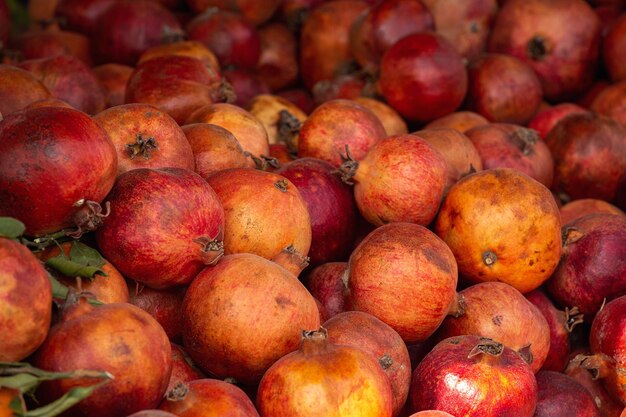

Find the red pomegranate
[[0, 238, 51, 362], [304, 262, 348, 319], [166, 343, 204, 394], [464, 53, 543, 125], [136, 40, 221, 72], [0, 65, 51, 116], [488, 0, 602, 101], [256, 23, 298, 92], [547, 213, 626, 318], [160, 378, 259, 417], [464, 123, 554, 188], [352, 97, 408, 136], [95, 168, 225, 289], [424, 110, 489, 133], [344, 222, 461, 343], [339, 134, 448, 226], [92, 64, 134, 108], [256, 328, 393, 417], [379, 32, 468, 123], [182, 253, 320, 384], [128, 282, 186, 341], [245, 94, 307, 149], [559, 198, 625, 226], [94, 103, 195, 176], [324, 311, 412, 416], [275, 157, 358, 265], [186, 0, 283, 26], [590, 81, 626, 127], [128, 411, 177, 417], [0, 106, 117, 237], [222, 68, 270, 108], [16, 28, 92, 66], [525, 289, 584, 372], [408, 412, 455, 417], [311, 73, 368, 105], [603, 14, 626, 82], [410, 335, 538, 416], [276, 88, 315, 114], [54, 0, 117, 35], [297, 99, 386, 167], [534, 371, 601, 417], [527, 103, 588, 139], [33, 298, 172, 417]]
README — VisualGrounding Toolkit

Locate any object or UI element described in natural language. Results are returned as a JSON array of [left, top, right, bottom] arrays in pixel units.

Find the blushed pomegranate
[[0, 106, 117, 237], [186, 0, 283, 26], [344, 222, 461, 343], [590, 81, 626, 127], [256, 23, 298, 92], [559, 199, 625, 226], [424, 111, 489, 133], [128, 283, 186, 341], [166, 343, 204, 394], [182, 253, 320, 384], [535, 371, 600, 417], [304, 262, 348, 319], [92, 64, 134, 108], [410, 335, 538, 416], [137, 40, 221, 72], [352, 97, 408, 136], [16, 28, 92, 66], [0, 65, 51, 116], [565, 356, 624, 417], [527, 103, 588, 139], [95, 168, 225, 289], [256, 329, 393, 417], [222, 68, 270, 107], [54, 0, 116, 35]]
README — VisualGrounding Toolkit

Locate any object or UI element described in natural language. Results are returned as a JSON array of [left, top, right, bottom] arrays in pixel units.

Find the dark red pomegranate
[[165, 343, 205, 395], [186, 0, 283, 26], [274, 157, 358, 265], [590, 80, 626, 127], [534, 370, 600, 417], [527, 103, 588, 139], [92, 63, 134, 108], [0, 237, 52, 362], [324, 311, 412, 417], [54, 0, 117, 35], [344, 222, 461, 343], [222, 68, 270, 107], [95, 168, 225, 289], [410, 335, 538, 416], [379, 32, 468, 122], [546, 213, 626, 318], [0, 106, 117, 237], [16, 28, 92, 66], [33, 298, 172, 417], [128, 282, 187, 341], [603, 14, 626, 82], [525, 289, 584, 372], [276, 88, 315, 114], [186, 9, 260, 69], [488, 0, 601, 101], [311, 74, 368, 105], [464, 53, 543, 124], [304, 262, 348, 319], [339, 134, 448, 226], [464, 123, 554, 188], [256, 23, 298, 92], [93, 0, 183, 65], [545, 112, 626, 202]]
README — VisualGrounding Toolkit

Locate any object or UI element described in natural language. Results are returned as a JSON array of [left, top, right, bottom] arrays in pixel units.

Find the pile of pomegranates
[[1, 0, 626, 416]]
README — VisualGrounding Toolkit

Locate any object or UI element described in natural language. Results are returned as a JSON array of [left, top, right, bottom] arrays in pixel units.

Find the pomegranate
[[559, 199, 625, 226], [0, 107, 117, 237], [344, 222, 461, 343], [464, 53, 543, 124], [299, 0, 369, 90], [182, 253, 320, 384], [0, 237, 51, 361], [576, 80, 611, 109], [590, 81, 626, 127], [603, 14, 626, 82], [16, 28, 92, 66], [535, 370, 601, 417], [435, 168, 562, 293], [275, 157, 358, 265], [166, 343, 204, 394], [408, 413, 455, 417], [182, 123, 250, 180], [412, 127, 483, 191], [93, 0, 183, 65], [33, 298, 172, 417], [527, 103, 588, 139], [411, 335, 538, 416], [574, 295, 626, 406], [160, 379, 259, 417], [304, 262, 348, 319], [246, 94, 307, 150], [311, 73, 368, 105], [95, 168, 225, 289], [349, 0, 434, 73], [128, 411, 177, 417], [256, 23, 298, 92], [0, 65, 51, 116], [525, 289, 584, 372], [566, 357, 625, 417], [92, 64, 134, 108], [222, 68, 270, 108], [54, 0, 116, 35], [128, 282, 186, 341], [324, 311, 412, 416], [137, 40, 221, 72], [424, 110, 489, 133], [206, 168, 311, 261], [94, 103, 195, 176], [488, 0, 601, 101], [276, 88, 315, 114], [186, 9, 260, 69], [464, 123, 554, 188], [436, 281, 551, 372], [24, 98, 74, 110], [186, 0, 283, 26], [422, 0, 499, 61], [379, 32, 468, 122], [352, 97, 408, 136], [279, 0, 325, 32], [546, 213, 626, 318], [339, 134, 448, 226], [297, 99, 386, 167], [256, 328, 393, 417]]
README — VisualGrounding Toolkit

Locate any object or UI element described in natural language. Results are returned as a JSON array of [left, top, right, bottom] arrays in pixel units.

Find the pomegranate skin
[[546, 213, 626, 317], [534, 370, 600, 417], [128, 283, 186, 341], [410, 335, 538, 416], [559, 198, 625, 226], [166, 343, 204, 393], [603, 14, 626, 82], [0, 65, 51, 117], [304, 262, 348, 319], [590, 81, 626, 127], [0, 238, 52, 362], [527, 103, 588, 139], [275, 158, 358, 265], [0, 106, 117, 237], [95, 168, 225, 289]]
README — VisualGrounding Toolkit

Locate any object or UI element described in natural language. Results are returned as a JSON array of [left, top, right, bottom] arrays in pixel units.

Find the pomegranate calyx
[[126, 134, 158, 160], [210, 79, 237, 104], [449, 293, 467, 318], [194, 229, 224, 266], [513, 128, 539, 156], [277, 110, 302, 153], [379, 354, 393, 370], [468, 338, 504, 358], [564, 306, 584, 332], [165, 382, 189, 402], [562, 227, 584, 247], [573, 353, 617, 380], [68, 200, 111, 239], [527, 35, 548, 61], [272, 244, 310, 276], [300, 327, 331, 355], [482, 250, 497, 266], [336, 145, 359, 185], [274, 179, 289, 192], [517, 344, 534, 366], [245, 152, 280, 171]]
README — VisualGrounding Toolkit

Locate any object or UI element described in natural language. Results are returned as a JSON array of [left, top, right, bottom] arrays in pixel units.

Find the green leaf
[[0, 373, 42, 393], [44, 241, 107, 280], [68, 242, 106, 269], [0, 217, 26, 239], [24, 384, 104, 417], [47, 274, 69, 301]]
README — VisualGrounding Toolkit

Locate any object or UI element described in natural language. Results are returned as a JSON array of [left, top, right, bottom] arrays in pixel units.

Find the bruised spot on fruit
[[113, 340, 132, 356], [449, 338, 460, 345], [275, 295, 296, 308], [274, 179, 288, 192], [379, 354, 393, 370], [492, 315, 503, 326], [423, 246, 451, 274], [527, 35, 548, 61]]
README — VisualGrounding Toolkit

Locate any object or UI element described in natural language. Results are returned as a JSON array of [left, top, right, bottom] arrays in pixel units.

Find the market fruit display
[[1, 0, 626, 416]]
